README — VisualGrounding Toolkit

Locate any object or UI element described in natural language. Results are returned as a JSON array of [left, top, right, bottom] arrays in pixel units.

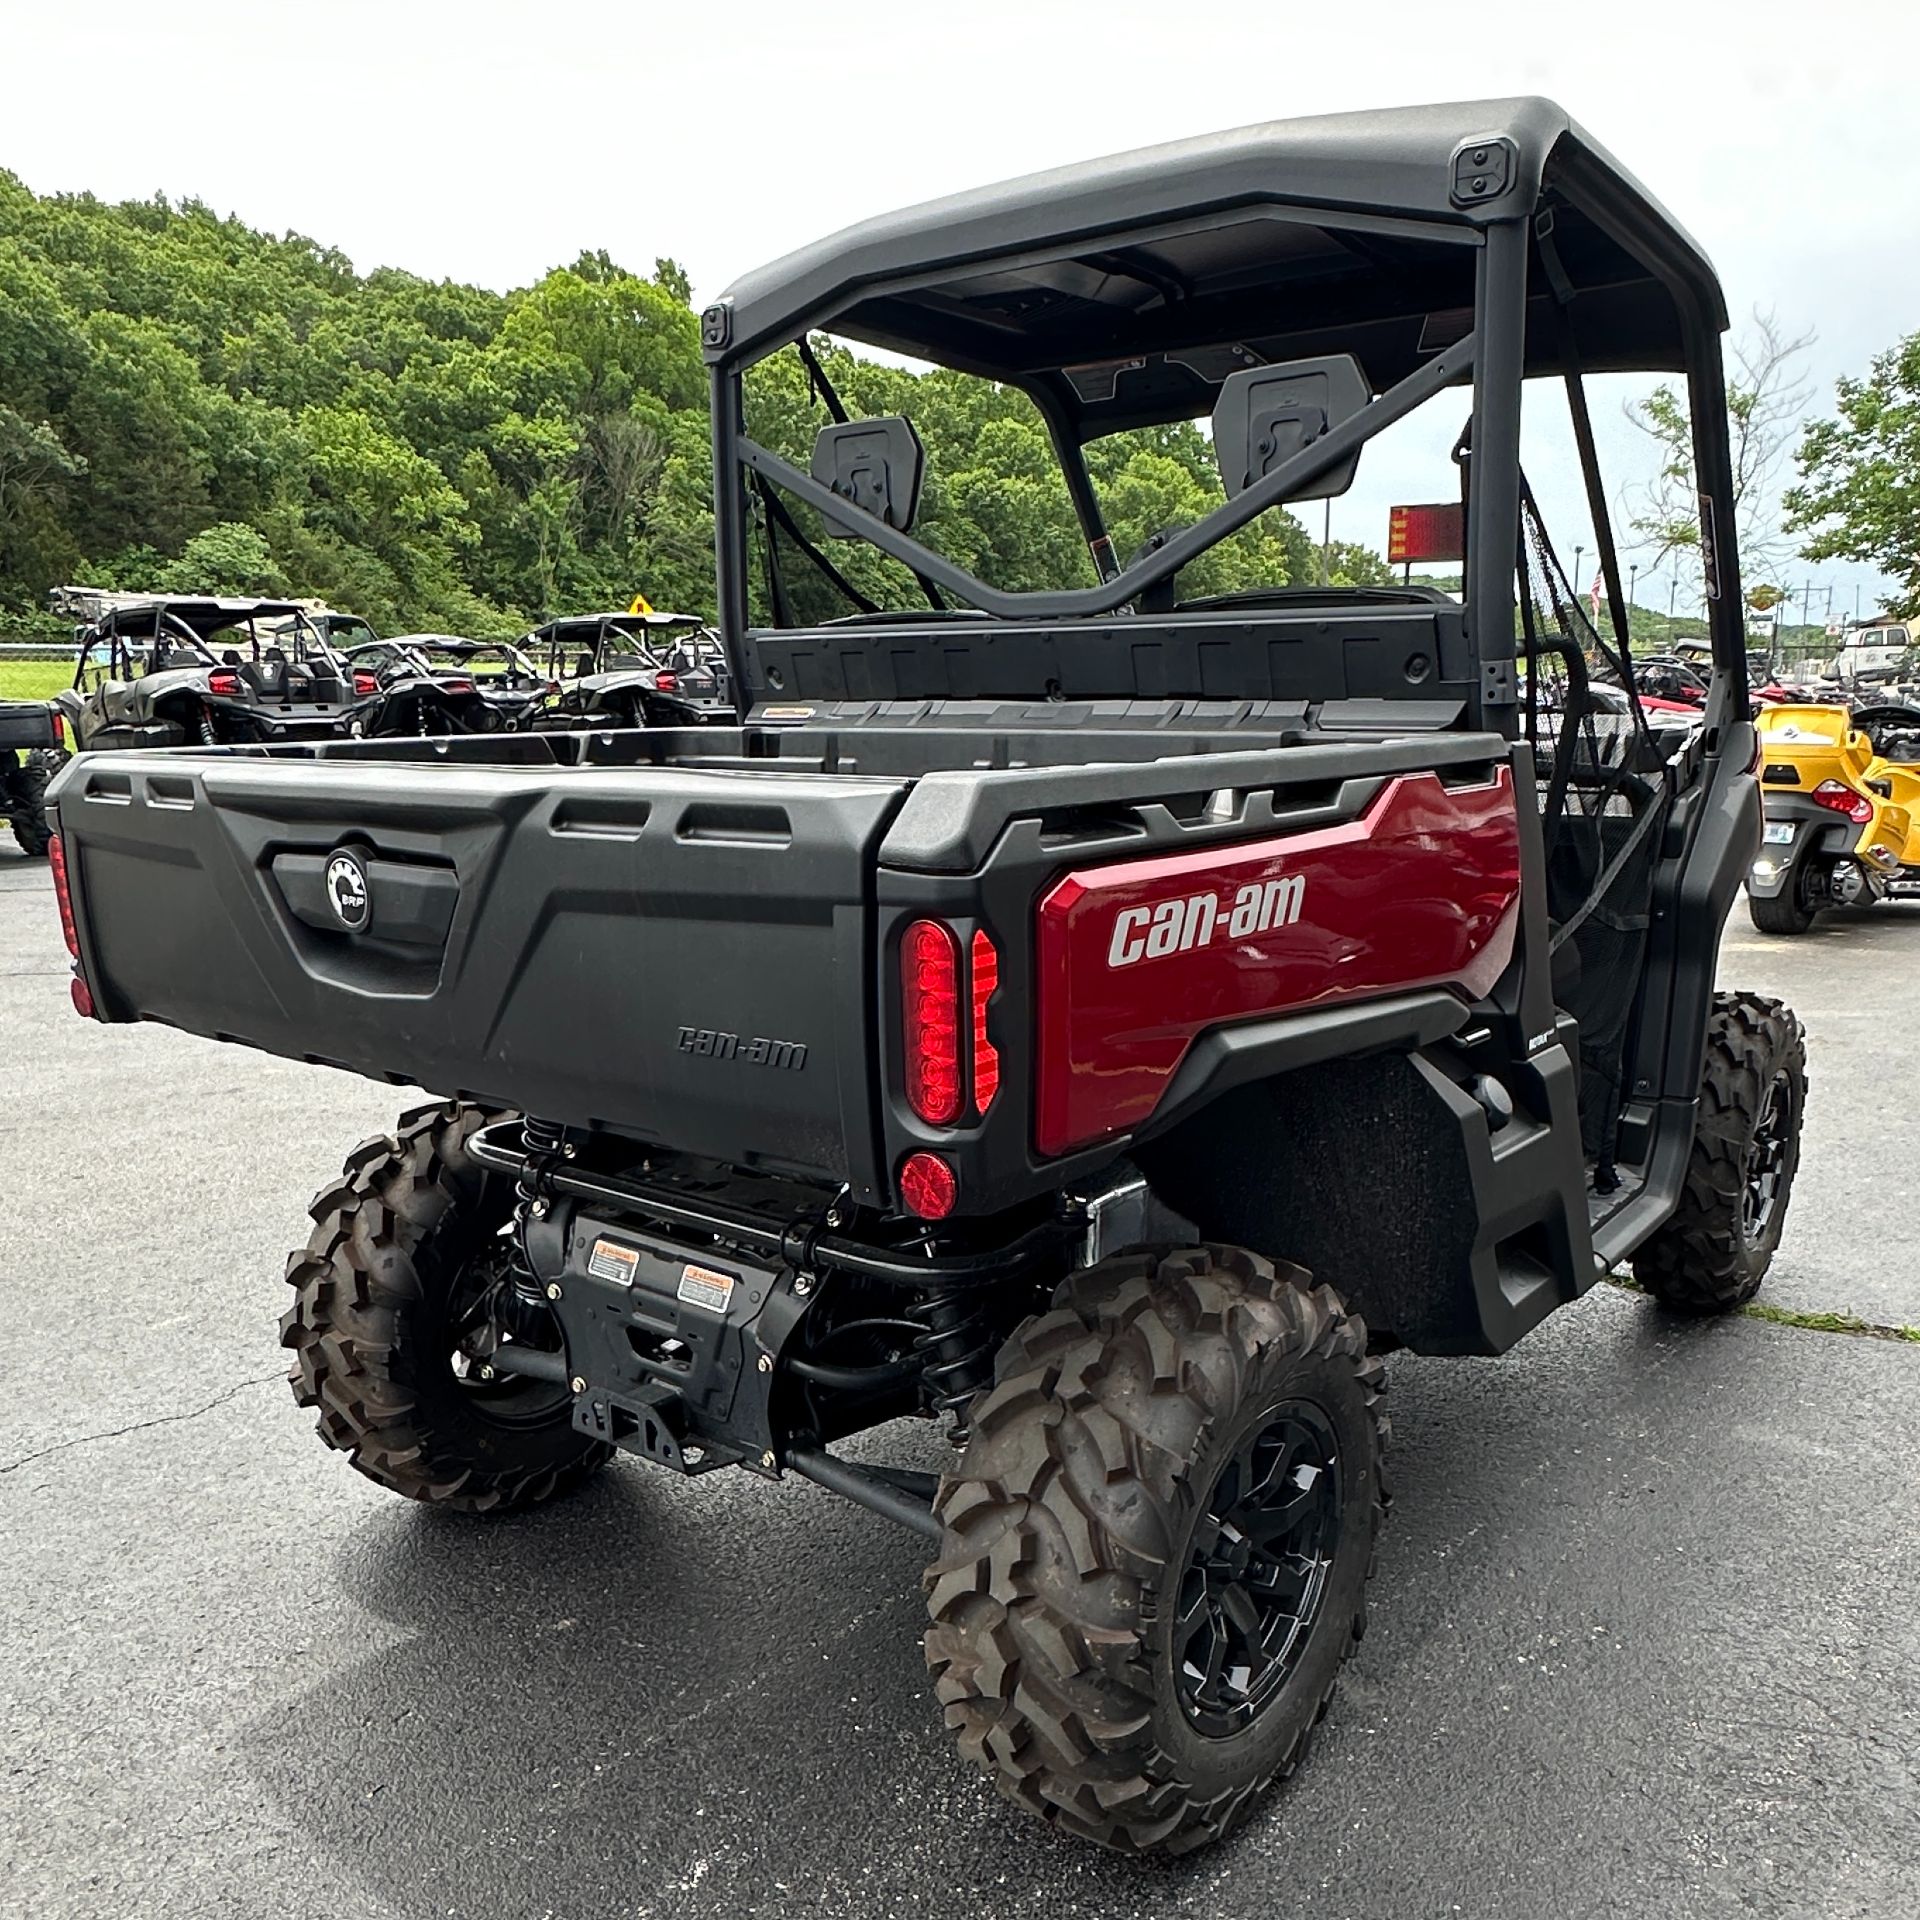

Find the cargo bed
[[49, 719, 1507, 1195]]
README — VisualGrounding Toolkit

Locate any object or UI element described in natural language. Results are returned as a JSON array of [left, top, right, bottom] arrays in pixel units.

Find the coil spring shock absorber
[[908, 1283, 1004, 1446], [505, 1114, 565, 1330]]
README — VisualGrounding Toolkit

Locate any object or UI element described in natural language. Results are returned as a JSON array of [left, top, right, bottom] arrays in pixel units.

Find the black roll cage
[[530, 613, 710, 680], [703, 125, 1752, 739], [734, 331, 1476, 623], [75, 603, 345, 686]]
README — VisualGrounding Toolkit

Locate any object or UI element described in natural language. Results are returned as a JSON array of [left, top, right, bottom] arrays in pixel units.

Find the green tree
[[155, 520, 287, 595], [0, 405, 85, 589], [1785, 332, 1920, 610], [1325, 540, 1395, 587], [0, 169, 1384, 633]]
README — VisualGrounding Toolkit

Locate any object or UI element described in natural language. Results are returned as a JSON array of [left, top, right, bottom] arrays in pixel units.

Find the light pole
[[1573, 544, 1585, 615], [1668, 573, 1677, 619]]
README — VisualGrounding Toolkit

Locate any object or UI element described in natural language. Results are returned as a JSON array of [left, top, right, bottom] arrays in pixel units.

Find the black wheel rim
[[1742, 1068, 1794, 1240], [1174, 1399, 1343, 1739]]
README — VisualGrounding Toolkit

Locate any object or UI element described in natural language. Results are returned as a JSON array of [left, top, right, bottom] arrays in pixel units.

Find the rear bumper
[[217, 701, 358, 741], [1746, 796, 1852, 898]]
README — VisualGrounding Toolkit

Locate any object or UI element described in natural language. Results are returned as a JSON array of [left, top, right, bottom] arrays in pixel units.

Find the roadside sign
[[1387, 503, 1464, 565]]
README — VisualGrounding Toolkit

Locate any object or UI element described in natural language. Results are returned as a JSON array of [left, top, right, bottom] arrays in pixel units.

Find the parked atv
[[1628, 653, 1711, 707], [344, 635, 550, 736], [529, 610, 734, 728], [0, 700, 66, 857], [46, 100, 1804, 1860], [1747, 700, 1920, 932], [265, 604, 382, 655], [54, 595, 361, 750]]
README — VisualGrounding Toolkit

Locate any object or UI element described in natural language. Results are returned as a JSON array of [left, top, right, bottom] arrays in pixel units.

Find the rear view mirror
[[811, 416, 925, 539], [1212, 354, 1370, 503]]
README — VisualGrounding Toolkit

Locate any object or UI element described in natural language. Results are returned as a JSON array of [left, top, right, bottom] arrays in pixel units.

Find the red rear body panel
[[1033, 767, 1522, 1155]]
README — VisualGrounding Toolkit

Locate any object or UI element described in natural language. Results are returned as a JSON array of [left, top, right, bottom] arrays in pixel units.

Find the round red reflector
[[69, 974, 94, 1019], [898, 1151, 956, 1221]]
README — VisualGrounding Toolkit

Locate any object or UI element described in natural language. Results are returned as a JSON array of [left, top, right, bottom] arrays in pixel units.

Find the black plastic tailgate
[[52, 753, 907, 1187]]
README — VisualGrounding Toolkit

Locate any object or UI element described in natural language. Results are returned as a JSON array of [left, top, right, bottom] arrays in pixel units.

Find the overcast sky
[[9, 0, 1917, 622]]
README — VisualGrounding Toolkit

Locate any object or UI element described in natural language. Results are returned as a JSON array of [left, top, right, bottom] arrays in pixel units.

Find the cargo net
[[1518, 486, 1673, 1182]]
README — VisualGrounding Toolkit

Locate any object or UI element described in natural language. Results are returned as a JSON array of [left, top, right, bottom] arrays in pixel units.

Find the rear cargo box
[[56, 754, 906, 1186]]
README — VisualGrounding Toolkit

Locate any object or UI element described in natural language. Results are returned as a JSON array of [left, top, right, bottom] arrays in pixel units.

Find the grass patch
[[1741, 1301, 1920, 1343], [0, 661, 74, 702], [1604, 1271, 1920, 1342]]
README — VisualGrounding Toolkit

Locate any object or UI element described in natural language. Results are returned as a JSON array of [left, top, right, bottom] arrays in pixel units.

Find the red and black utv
[[46, 99, 1803, 1858]]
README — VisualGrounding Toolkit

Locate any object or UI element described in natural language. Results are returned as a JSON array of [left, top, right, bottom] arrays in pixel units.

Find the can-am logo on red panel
[[1106, 874, 1306, 967], [1034, 767, 1521, 1156]]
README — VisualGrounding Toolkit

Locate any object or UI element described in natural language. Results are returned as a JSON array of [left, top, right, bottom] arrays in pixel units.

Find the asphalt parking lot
[[3, 847, 1917, 1920]]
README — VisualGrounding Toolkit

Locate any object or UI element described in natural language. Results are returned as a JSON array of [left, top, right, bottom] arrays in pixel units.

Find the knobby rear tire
[[924, 1243, 1386, 1855], [281, 1100, 611, 1512], [5, 750, 58, 858]]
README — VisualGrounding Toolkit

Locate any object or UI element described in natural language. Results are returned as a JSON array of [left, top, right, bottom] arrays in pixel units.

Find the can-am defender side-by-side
[[52, 594, 363, 750], [529, 609, 735, 727], [46, 100, 1804, 1857], [1, 700, 65, 856]]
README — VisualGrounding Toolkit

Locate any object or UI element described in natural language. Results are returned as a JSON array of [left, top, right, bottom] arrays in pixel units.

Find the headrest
[[810, 416, 925, 539], [1212, 354, 1370, 503]]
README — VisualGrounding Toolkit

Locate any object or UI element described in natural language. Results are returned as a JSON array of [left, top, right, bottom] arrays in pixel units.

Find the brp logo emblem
[[325, 850, 371, 932]]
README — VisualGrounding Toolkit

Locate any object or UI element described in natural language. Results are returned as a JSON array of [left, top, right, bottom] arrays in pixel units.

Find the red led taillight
[[353, 670, 379, 696], [902, 919, 962, 1124], [655, 670, 679, 692], [898, 1151, 956, 1220], [48, 833, 79, 959], [70, 976, 94, 1019], [48, 710, 64, 750], [1812, 779, 1874, 826], [207, 669, 240, 697], [970, 929, 999, 1114], [442, 678, 474, 693]]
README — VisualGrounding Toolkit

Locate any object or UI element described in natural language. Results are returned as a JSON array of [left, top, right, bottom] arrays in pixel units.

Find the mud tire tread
[[924, 1243, 1386, 1855], [5, 749, 58, 858], [1630, 991, 1807, 1313], [280, 1100, 611, 1512]]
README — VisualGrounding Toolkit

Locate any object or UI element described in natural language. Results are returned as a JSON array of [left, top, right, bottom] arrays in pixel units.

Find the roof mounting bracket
[[1450, 136, 1516, 209]]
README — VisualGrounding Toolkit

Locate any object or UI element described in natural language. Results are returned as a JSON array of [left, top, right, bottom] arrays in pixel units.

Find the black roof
[[709, 98, 1725, 437], [88, 597, 309, 637], [529, 612, 706, 639]]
